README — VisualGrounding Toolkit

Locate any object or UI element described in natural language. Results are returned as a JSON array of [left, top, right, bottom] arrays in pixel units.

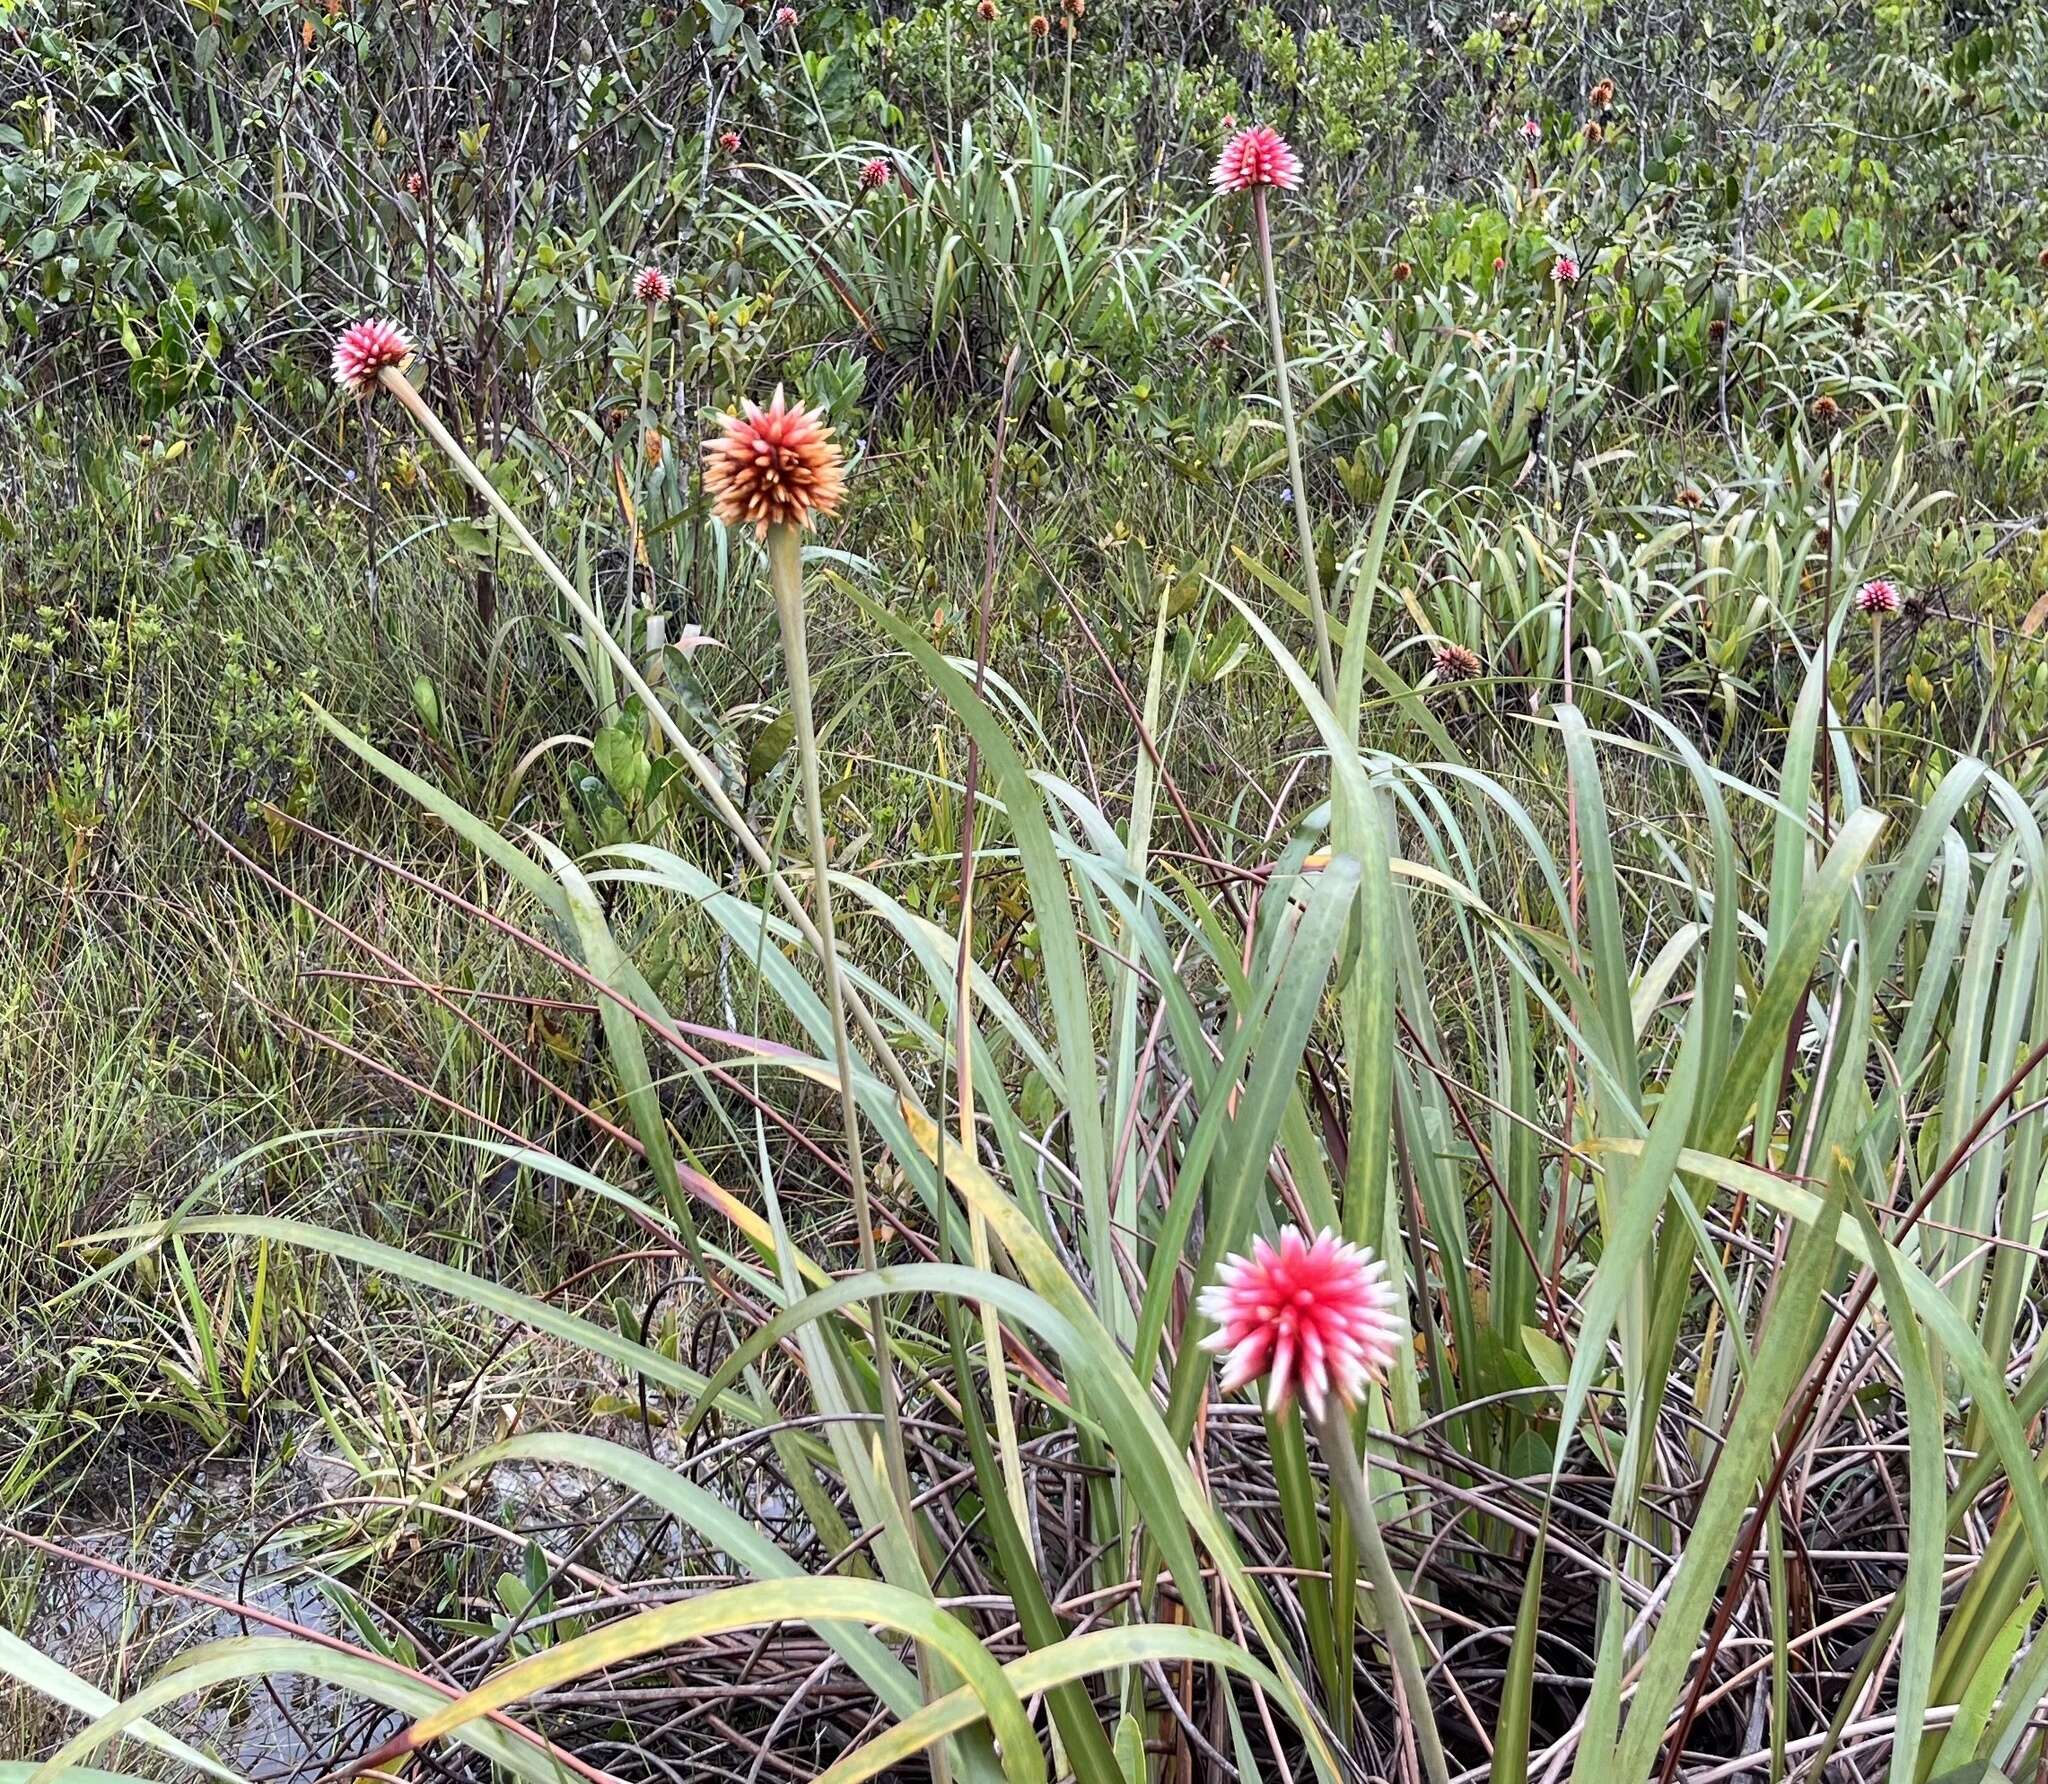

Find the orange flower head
[[1029, 12, 1050, 34], [1589, 77, 1615, 110], [701, 387, 847, 537]]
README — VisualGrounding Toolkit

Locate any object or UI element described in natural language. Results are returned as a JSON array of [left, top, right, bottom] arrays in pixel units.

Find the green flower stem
[[628, 301, 657, 624], [375, 364, 919, 1107], [1307, 1399, 1452, 1784], [1252, 183, 1336, 704], [766, 520, 918, 1527]]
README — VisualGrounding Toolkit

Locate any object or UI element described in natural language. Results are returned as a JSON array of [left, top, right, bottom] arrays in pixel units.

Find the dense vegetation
[[9, 0, 2048, 1778]]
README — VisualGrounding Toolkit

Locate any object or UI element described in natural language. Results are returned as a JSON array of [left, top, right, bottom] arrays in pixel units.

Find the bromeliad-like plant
[[26, 315, 2048, 1784]]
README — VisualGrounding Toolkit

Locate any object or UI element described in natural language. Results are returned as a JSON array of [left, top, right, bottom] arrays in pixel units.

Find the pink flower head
[[1551, 254, 1580, 285], [1212, 125, 1301, 195], [701, 386, 847, 537], [1520, 115, 1541, 142], [774, 4, 798, 23], [331, 318, 413, 394], [718, 129, 742, 153], [1197, 1227, 1402, 1419], [632, 265, 674, 306], [859, 156, 894, 191], [1857, 577, 1902, 616]]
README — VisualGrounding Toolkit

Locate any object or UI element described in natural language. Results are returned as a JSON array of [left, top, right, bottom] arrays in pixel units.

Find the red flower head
[[1199, 1228, 1402, 1418], [701, 387, 848, 537], [1520, 115, 1541, 142], [1212, 124, 1301, 195], [632, 265, 673, 306], [719, 128, 742, 153], [859, 156, 894, 190], [1551, 253, 1580, 285], [331, 318, 414, 394], [1857, 578, 1902, 617]]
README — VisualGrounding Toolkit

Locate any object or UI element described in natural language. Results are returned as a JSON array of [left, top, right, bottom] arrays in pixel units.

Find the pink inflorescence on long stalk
[[1551, 254, 1581, 285], [859, 156, 895, 190], [632, 265, 674, 305], [331, 318, 414, 395], [1198, 1227, 1403, 1418], [1857, 577, 1902, 616], [1212, 124, 1301, 195], [701, 387, 847, 538]]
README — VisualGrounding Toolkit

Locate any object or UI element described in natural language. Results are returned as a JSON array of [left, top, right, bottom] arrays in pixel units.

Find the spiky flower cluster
[[718, 129, 741, 152], [331, 318, 413, 394], [1857, 578, 1902, 616], [1213, 124, 1301, 194], [859, 156, 894, 190], [1433, 642, 1484, 681], [774, 5, 798, 23], [632, 265, 674, 306], [1551, 254, 1580, 285], [1810, 392, 1843, 433], [701, 388, 847, 538], [1198, 1228, 1403, 1419]]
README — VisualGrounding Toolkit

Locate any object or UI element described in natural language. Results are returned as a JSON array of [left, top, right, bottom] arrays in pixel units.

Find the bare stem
[[766, 521, 917, 1525], [1308, 1399, 1452, 1784], [1253, 184, 1336, 703]]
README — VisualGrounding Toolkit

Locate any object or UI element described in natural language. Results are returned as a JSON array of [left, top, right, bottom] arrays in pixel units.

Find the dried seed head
[[1433, 642, 1485, 681]]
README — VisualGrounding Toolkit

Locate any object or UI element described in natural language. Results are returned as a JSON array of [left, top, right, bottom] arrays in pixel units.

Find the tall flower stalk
[[628, 267, 673, 632], [1201, 1228, 1451, 1784], [1215, 125, 1335, 701], [702, 391, 917, 1523]]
